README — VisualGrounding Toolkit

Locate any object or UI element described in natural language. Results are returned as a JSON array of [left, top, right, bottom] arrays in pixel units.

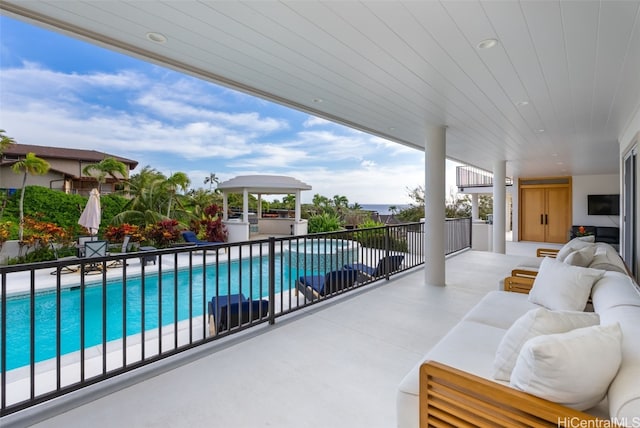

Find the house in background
[[0, 143, 138, 197]]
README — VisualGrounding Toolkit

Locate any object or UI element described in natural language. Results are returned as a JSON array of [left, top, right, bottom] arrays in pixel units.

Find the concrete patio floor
[[7, 241, 559, 428]]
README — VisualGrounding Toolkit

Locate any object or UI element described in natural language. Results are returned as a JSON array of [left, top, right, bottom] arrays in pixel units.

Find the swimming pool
[[1, 256, 304, 371]]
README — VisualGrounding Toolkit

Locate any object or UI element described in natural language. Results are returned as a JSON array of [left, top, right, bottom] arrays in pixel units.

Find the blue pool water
[[1, 257, 304, 371]]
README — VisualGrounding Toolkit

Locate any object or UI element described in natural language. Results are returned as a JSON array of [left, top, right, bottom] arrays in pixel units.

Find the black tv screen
[[587, 194, 620, 215]]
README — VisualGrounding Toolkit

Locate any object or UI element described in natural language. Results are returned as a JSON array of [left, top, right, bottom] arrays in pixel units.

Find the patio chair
[[76, 236, 94, 257], [295, 268, 359, 301], [345, 255, 405, 280], [83, 240, 108, 274], [207, 293, 269, 335]]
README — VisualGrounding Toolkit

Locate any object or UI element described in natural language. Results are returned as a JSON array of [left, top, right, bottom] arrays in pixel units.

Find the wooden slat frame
[[420, 361, 608, 428], [536, 248, 559, 258], [503, 276, 535, 294]]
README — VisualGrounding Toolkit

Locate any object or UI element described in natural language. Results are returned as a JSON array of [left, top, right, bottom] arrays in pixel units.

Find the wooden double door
[[520, 181, 571, 243]]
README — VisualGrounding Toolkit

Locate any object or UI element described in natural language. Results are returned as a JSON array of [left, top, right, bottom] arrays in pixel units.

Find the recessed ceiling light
[[516, 101, 529, 106], [535, 129, 545, 133], [312, 98, 323, 103], [388, 127, 396, 131], [146, 32, 167, 43], [477, 38, 498, 49]]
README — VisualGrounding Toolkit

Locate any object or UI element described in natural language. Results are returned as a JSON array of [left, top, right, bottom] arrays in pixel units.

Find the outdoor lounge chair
[[108, 235, 131, 268], [180, 231, 223, 247], [296, 268, 359, 301], [207, 293, 269, 336], [345, 255, 405, 279], [50, 243, 80, 275]]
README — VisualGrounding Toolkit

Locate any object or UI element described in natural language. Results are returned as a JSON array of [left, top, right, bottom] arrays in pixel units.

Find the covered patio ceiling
[[2, 1, 640, 178]]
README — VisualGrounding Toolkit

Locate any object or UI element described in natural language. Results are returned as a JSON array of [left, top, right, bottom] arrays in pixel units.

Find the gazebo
[[217, 175, 312, 242]]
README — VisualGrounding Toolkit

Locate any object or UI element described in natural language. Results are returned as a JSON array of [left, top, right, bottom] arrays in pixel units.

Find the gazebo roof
[[217, 175, 312, 194]]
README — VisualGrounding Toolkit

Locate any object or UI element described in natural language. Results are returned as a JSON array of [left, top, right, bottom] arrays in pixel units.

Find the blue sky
[[0, 15, 459, 204]]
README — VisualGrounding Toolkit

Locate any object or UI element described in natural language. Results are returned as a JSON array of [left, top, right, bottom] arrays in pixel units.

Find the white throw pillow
[[510, 323, 622, 410], [557, 238, 595, 262], [492, 308, 599, 381], [528, 257, 605, 311], [563, 245, 596, 267]]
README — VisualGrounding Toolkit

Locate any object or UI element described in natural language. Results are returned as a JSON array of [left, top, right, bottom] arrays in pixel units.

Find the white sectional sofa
[[397, 242, 640, 428]]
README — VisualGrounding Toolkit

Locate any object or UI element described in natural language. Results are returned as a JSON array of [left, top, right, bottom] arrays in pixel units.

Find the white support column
[[493, 160, 506, 254], [425, 126, 446, 286], [243, 189, 249, 223], [471, 194, 479, 220], [257, 194, 262, 217], [223, 193, 228, 221], [295, 190, 301, 221]]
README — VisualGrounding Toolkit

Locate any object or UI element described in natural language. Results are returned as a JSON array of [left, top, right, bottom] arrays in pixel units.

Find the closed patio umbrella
[[78, 188, 101, 237]]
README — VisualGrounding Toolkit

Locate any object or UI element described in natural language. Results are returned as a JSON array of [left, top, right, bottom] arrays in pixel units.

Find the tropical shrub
[[190, 204, 227, 242], [6, 215, 74, 263], [0, 221, 11, 249], [103, 223, 144, 243], [307, 213, 342, 233], [144, 219, 182, 248], [353, 219, 408, 252]]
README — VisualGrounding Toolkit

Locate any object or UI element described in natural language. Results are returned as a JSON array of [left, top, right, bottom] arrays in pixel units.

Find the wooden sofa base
[[420, 361, 606, 427]]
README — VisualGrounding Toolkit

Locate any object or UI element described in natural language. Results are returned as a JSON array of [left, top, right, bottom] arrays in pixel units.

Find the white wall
[[572, 174, 620, 227]]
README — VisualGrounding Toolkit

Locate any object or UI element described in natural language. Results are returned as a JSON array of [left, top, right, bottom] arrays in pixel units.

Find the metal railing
[[0, 221, 470, 417], [445, 218, 472, 255], [456, 165, 513, 190]]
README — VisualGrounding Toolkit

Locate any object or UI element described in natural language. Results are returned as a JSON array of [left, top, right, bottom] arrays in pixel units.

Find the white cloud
[[0, 61, 445, 204], [302, 116, 331, 127]]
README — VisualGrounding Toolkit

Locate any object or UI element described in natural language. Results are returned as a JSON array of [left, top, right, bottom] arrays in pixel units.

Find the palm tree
[[282, 194, 296, 210], [164, 172, 190, 217], [82, 157, 128, 194], [203, 172, 220, 192], [333, 194, 349, 208], [111, 179, 170, 227], [11, 152, 50, 240], [0, 129, 15, 155]]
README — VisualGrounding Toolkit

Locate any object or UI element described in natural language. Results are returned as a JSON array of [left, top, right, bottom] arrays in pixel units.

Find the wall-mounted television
[[587, 194, 620, 216]]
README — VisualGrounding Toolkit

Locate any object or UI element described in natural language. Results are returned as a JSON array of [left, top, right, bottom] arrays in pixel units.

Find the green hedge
[[1, 186, 129, 239]]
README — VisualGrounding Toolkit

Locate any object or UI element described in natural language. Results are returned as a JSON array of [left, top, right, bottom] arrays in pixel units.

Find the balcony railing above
[[456, 165, 513, 191]]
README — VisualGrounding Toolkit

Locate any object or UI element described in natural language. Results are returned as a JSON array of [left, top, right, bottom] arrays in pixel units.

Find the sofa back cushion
[[599, 306, 640, 421], [592, 271, 640, 312], [528, 257, 605, 311], [588, 243, 628, 274]]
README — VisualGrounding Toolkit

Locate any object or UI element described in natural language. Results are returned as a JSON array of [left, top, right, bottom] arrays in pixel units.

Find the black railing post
[[468, 217, 472, 249], [268, 237, 276, 326], [384, 226, 391, 280]]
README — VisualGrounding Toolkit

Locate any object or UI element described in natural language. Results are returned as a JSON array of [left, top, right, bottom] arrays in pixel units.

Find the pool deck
[[2, 240, 561, 428]]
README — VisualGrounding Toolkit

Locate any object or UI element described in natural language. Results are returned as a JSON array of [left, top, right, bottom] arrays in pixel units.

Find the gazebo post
[[243, 188, 249, 223], [295, 189, 301, 222], [223, 192, 228, 221], [257, 194, 262, 218]]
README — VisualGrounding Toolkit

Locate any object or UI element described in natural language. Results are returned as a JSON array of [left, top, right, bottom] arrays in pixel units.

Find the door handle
[[545, 214, 548, 225], [540, 214, 543, 225]]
